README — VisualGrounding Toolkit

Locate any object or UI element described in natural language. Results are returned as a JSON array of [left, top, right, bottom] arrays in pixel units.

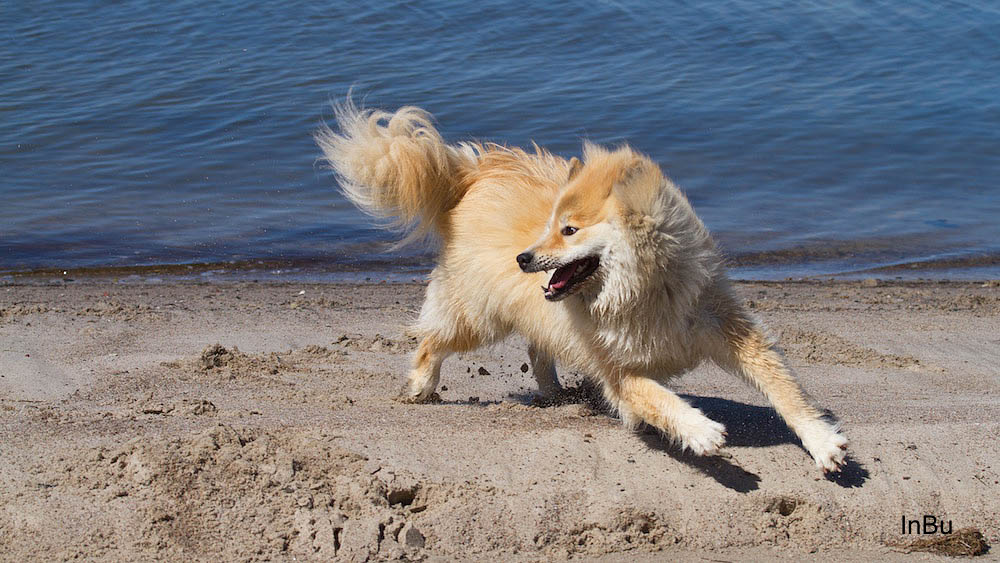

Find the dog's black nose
[[516, 252, 533, 271]]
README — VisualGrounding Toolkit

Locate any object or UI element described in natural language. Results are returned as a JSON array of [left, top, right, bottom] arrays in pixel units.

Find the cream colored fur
[[316, 102, 848, 473]]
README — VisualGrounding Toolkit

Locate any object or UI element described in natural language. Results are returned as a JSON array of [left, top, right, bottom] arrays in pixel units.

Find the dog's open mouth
[[543, 256, 600, 301]]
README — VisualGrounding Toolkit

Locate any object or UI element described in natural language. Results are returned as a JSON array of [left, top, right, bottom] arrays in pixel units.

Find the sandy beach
[[1, 278, 997, 561]]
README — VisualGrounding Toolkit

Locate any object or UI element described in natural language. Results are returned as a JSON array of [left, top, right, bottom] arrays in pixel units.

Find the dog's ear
[[612, 158, 665, 218], [566, 157, 583, 182]]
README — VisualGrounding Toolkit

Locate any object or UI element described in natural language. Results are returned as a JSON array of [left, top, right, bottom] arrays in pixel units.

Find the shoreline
[[3, 254, 999, 285], [3, 238, 999, 284], [1, 279, 997, 560]]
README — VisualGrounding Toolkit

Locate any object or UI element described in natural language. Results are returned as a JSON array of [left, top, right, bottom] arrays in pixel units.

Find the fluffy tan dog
[[316, 101, 848, 472]]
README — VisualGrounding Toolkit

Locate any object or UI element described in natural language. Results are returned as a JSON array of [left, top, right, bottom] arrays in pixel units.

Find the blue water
[[3, 1, 1000, 280]]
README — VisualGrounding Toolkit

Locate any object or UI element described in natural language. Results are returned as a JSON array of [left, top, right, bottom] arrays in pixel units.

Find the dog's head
[[516, 143, 674, 302]]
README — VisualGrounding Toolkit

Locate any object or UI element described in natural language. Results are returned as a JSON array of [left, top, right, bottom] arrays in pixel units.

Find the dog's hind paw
[[396, 380, 441, 404], [396, 390, 440, 404], [800, 423, 848, 473]]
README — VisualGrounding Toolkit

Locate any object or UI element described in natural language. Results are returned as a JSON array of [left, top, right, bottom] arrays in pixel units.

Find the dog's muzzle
[[516, 252, 534, 272]]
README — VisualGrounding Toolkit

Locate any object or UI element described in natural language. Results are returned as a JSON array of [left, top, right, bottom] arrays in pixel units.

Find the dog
[[316, 101, 848, 473]]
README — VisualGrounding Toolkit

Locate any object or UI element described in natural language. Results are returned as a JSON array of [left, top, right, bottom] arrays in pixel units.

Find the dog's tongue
[[548, 263, 577, 290]]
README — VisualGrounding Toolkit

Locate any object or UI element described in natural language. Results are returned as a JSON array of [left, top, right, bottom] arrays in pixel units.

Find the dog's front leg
[[605, 373, 726, 456], [713, 312, 848, 473]]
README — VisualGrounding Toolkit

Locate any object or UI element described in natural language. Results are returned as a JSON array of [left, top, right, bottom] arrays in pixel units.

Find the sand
[[1, 279, 997, 561]]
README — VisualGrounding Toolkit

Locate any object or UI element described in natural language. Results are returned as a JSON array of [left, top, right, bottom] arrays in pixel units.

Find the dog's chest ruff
[[584, 296, 704, 373]]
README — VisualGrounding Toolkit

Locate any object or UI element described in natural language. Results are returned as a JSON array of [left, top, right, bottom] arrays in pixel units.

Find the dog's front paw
[[680, 418, 727, 456], [800, 422, 848, 473]]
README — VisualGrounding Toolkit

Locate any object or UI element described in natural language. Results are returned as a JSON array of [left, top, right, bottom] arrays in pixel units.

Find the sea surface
[[3, 0, 1000, 281]]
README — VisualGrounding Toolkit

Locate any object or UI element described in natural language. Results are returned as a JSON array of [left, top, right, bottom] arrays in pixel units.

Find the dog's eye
[[561, 226, 578, 236]]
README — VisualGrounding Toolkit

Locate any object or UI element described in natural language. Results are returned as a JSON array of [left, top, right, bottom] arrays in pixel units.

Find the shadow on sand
[[639, 395, 869, 490], [510, 385, 869, 491]]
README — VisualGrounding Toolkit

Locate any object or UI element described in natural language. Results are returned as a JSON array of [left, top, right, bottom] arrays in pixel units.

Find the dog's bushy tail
[[315, 100, 479, 243]]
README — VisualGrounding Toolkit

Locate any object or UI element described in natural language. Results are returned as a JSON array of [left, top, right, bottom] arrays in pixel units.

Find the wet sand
[[1, 279, 997, 560]]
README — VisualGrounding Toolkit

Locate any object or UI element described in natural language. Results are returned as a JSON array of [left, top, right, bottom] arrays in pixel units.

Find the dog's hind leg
[[527, 344, 561, 397], [605, 373, 726, 456], [400, 277, 483, 402], [400, 335, 461, 402], [711, 309, 848, 473]]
